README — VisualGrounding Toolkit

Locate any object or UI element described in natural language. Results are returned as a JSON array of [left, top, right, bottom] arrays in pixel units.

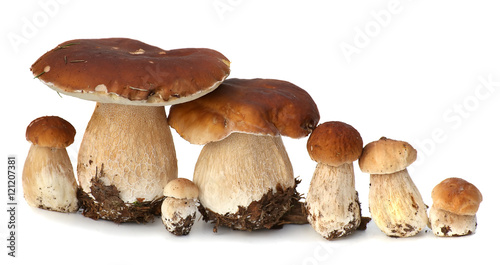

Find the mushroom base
[[22, 145, 79, 213], [161, 197, 198, 236], [162, 213, 196, 236], [369, 169, 428, 237], [429, 206, 477, 237], [309, 197, 363, 240], [306, 163, 363, 240], [77, 173, 163, 223], [198, 182, 298, 232]]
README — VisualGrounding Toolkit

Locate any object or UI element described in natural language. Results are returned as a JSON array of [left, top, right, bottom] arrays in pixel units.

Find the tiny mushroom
[[161, 178, 199, 236], [305, 121, 364, 239], [22, 116, 79, 213], [358, 137, 428, 237], [168, 78, 320, 231], [429, 177, 482, 237], [31, 38, 230, 223]]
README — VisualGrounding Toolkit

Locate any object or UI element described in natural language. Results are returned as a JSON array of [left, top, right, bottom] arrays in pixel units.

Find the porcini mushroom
[[168, 78, 320, 231], [358, 137, 428, 237], [429, 177, 482, 236], [161, 178, 199, 236], [31, 38, 230, 223], [305, 121, 363, 239], [22, 116, 79, 213]]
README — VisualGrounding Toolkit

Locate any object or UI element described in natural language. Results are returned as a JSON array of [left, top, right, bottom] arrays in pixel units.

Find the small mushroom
[[429, 177, 482, 237], [305, 121, 363, 239], [22, 116, 79, 213], [161, 178, 199, 236], [168, 78, 320, 231], [358, 137, 428, 237], [31, 38, 230, 223]]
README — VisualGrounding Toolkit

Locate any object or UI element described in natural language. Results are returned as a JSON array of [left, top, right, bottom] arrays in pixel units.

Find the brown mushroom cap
[[358, 137, 417, 174], [307, 121, 363, 167], [431, 177, 482, 215], [168, 78, 320, 145], [26, 116, 76, 148], [163, 178, 199, 200], [31, 38, 230, 106]]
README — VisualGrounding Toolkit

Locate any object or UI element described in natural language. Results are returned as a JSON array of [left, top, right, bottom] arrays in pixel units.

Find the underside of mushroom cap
[[31, 38, 230, 106]]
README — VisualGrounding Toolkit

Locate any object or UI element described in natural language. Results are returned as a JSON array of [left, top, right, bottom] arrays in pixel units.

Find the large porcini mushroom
[[161, 178, 199, 236], [305, 121, 363, 239], [31, 38, 230, 223], [22, 116, 79, 213], [358, 137, 428, 237], [429, 177, 482, 237], [168, 78, 320, 231]]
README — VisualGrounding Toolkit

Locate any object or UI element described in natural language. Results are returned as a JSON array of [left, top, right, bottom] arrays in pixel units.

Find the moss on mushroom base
[[77, 167, 163, 223], [198, 182, 297, 232]]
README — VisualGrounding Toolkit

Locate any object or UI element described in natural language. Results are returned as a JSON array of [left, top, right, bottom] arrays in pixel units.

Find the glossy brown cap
[[31, 38, 230, 106], [358, 137, 417, 174], [307, 121, 363, 167], [26, 116, 76, 148], [432, 177, 482, 215], [168, 78, 320, 145]]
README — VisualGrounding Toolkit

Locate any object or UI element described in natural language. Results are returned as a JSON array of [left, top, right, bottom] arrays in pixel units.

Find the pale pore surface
[[306, 163, 360, 238], [369, 169, 428, 237], [78, 103, 177, 202], [22, 145, 79, 212], [194, 133, 295, 214]]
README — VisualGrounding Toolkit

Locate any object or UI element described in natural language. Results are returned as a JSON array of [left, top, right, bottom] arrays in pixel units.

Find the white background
[[1, 0, 499, 264]]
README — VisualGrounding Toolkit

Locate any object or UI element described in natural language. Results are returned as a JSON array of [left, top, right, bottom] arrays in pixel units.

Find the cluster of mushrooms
[[23, 38, 483, 238]]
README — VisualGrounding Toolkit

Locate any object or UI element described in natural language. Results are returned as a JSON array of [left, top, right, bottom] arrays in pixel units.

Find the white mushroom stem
[[369, 168, 428, 237], [194, 132, 295, 215], [429, 206, 477, 236], [161, 197, 198, 235], [306, 162, 360, 239], [78, 103, 177, 203], [22, 144, 79, 212]]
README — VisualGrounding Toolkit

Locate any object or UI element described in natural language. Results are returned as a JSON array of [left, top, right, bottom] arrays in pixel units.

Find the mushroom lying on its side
[[168, 78, 320, 231], [22, 116, 79, 213], [161, 178, 199, 236], [359, 137, 428, 237], [306, 121, 364, 239], [31, 38, 230, 223], [429, 177, 482, 237]]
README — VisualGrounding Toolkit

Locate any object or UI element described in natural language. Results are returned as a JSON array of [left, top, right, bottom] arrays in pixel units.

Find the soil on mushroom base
[[198, 179, 304, 232], [77, 166, 163, 223], [306, 192, 371, 240], [163, 213, 196, 236]]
